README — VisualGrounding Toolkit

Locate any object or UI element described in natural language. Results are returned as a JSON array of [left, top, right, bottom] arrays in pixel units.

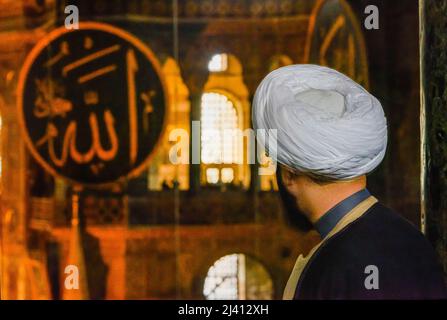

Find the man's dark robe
[[293, 202, 447, 300]]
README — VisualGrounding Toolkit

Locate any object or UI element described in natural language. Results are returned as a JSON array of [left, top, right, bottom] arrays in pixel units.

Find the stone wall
[[52, 223, 319, 299], [348, 0, 421, 226], [420, 0, 447, 275]]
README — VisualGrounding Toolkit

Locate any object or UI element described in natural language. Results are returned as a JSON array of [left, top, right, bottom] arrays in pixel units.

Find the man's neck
[[302, 178, 367, 224]]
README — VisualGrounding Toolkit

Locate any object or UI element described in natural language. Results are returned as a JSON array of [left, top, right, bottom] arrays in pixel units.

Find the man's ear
[[280, 167, 296, 187]]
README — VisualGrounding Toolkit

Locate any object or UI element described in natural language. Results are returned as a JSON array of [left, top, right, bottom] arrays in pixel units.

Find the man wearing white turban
[[253, 65, 446, 300]]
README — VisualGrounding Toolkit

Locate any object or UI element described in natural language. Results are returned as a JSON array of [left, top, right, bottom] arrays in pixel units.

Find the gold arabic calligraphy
[[33, 40, 154, 173]]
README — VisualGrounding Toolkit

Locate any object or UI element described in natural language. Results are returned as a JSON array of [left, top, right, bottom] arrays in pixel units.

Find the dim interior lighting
[[208, 54, 228, 72], [206, 168, 219, 184]]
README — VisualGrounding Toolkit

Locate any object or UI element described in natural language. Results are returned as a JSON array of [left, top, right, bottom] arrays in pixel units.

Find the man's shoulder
[[296, 202, 447, 299], [338, 202, 427, 246], [318, 202, 434, 263]]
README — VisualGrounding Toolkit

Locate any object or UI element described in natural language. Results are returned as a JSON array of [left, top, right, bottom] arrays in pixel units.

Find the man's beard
[[276, 167, 314, 232]]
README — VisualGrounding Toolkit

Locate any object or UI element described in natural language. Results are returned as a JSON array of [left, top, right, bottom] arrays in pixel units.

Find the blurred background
[[0, 0, 423, 299]]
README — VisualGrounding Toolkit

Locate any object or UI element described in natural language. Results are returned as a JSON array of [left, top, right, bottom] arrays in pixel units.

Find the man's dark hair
[[276, 166, 314, 232]]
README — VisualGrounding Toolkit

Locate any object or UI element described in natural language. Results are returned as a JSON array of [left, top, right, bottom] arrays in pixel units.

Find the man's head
[[279, 166, 367, 223], [253, 65, 387, 225]]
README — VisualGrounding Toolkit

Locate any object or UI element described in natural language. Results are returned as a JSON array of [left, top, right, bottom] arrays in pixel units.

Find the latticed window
[[201, 92, 241, 185], [203, 254, 273, 300], [208, 53, 228, 72], [203, 254, 240, 300]]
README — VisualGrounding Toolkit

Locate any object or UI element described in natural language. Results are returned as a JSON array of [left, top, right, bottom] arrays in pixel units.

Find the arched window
[[201, 53, 250, 188], [203, 253, 274, 300], [208, 53, 228, 72], [201, 92, 241, 185]]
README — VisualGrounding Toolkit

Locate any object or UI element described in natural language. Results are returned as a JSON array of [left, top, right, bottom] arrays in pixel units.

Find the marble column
[[420, 0, 447, 275]]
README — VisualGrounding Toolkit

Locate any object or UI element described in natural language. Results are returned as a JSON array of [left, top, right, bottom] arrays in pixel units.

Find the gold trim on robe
[[283, 196, 378, 300]]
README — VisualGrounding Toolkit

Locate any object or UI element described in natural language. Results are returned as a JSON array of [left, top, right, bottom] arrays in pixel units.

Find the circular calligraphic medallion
[[305, 0, 369, 88], [18, 22, 168, 186]]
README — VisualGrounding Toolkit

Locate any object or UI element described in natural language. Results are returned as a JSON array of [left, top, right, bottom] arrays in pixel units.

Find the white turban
[[252, 64, 387, 181]]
